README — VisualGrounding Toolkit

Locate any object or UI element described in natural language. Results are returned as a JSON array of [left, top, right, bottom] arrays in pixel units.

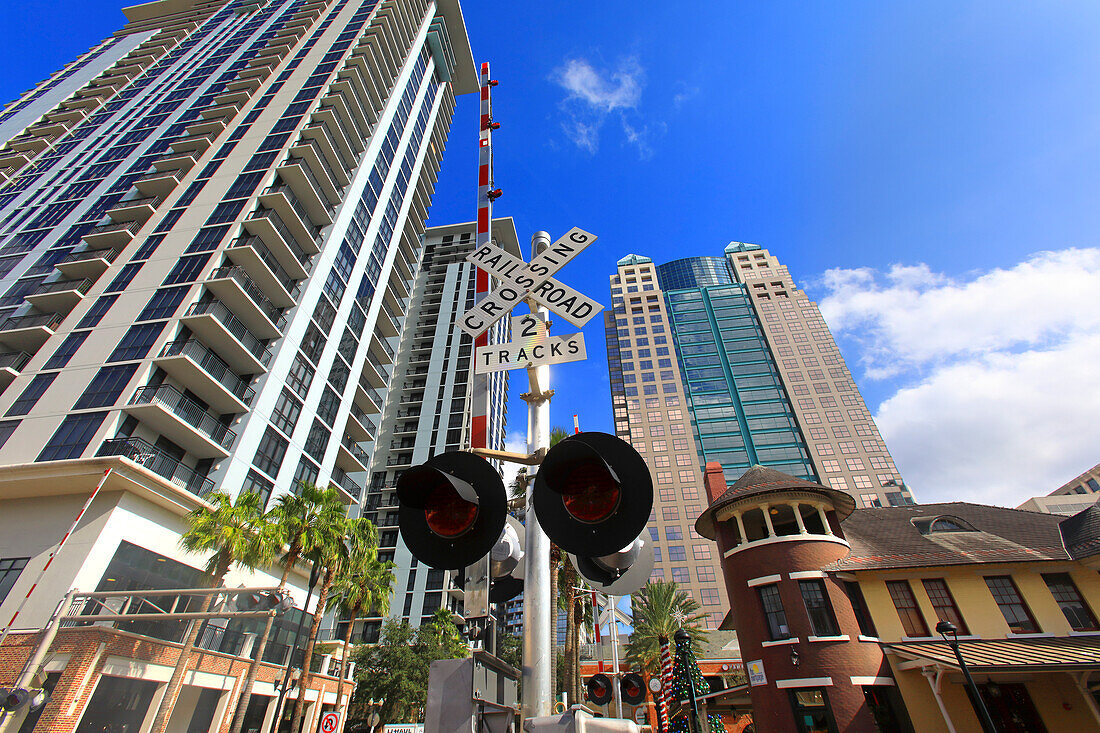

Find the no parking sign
[[320, 712, 340, 733]]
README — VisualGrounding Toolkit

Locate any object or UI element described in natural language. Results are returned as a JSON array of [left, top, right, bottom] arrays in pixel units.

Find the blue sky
[[4, 1, 1100, 506]]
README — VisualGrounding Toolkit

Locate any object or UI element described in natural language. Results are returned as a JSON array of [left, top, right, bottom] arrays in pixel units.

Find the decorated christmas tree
[[668, 632, 724, 733]]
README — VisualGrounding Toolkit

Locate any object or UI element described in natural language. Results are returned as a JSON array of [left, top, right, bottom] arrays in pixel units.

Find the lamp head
[[936, 620, 958, 638]]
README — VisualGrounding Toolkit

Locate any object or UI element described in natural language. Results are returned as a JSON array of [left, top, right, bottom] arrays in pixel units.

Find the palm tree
[[228, 482, 344, 733], [329, 519, 393, 722], [289, 491, 356, 733], [624, 581, 708, 729], [151, 491, 275, 733]]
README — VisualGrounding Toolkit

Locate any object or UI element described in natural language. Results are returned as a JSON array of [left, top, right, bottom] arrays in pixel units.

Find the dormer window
[[913, 515, 976, 535]]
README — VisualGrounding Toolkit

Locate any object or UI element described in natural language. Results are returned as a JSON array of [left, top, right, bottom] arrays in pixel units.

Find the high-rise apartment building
[[0, 0, 479, 730], [355, 218, 513, 640], [1018, 461, 1100, 515], [605, 244, 912, 626]]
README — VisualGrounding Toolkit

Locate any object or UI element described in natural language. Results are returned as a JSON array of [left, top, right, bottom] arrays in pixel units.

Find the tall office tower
[[605, 245, 912, 625], [356, 218, 514, 640], [0, 0, 477, 728], [605, 255, 728, 629]]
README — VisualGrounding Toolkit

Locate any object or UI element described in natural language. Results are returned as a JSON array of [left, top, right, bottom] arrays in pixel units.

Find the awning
[[885, 636, 1100, 673]]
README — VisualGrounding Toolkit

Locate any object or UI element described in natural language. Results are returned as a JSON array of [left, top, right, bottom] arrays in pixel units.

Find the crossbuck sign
[[463, 227, 603, 374]]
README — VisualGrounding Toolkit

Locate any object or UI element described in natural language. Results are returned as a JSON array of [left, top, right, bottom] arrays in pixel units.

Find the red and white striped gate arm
[[470, 61, 495, 450]]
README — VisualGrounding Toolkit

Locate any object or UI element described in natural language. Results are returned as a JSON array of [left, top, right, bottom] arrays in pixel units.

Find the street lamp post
[[936, 620, 998, 733]]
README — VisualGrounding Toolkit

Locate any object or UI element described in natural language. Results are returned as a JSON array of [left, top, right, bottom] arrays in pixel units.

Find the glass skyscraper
[[605, 244, 913, 623]]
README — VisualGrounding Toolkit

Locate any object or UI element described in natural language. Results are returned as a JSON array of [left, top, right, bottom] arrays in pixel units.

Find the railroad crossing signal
[[475, 313, 587, 374], [459, 227, 603, 339]]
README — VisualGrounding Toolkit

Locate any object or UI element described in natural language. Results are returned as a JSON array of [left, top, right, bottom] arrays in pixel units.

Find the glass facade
[[656, 256, 733, 290]]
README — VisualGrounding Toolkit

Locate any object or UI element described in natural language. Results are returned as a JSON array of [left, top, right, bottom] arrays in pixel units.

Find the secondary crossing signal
[[583, 673, 649, 707], [397, 452, 507, 570], [620, 673, 647, 705], [585, 674, 614, 706], [231, 589, 293, 613]]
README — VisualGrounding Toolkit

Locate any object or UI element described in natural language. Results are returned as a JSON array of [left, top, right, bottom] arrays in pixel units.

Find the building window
[[921, 579, 968, 634], [799, 580, 840, 637], [45, 331, 89, 369], [0, 557, 29, 603], [73, 364, 138, 409], [1042, 573, 1098, 632], [985, 576, 1039, 634], [692, 545, 711, 561], [6, 372, 58, 416], [758, 584, 791, 640], [886, 580, 929, 637], [701, 588, 720, 606], [37, 412, 107, 461], [667, 545, 686, 562], [789, 689, 838, 733], [697, 566, 716, 583], [671, 567, 689, 584], [253, 428, 288, 479], [843, 581, 877, 637]]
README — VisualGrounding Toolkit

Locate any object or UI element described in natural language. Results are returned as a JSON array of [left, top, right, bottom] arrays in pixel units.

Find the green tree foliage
[[351, 614, 469, 725], [624, 581, 708, 676]]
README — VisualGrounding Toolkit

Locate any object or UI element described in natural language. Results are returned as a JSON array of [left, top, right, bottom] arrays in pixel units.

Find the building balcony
[[336, 435, 369, 473], [312, 105, 362, 160], [55, 247, 120, 280], [224, 236, 300, 307], [169, 131, 216, 156], [8, 134, 50, 154], [317, 93, 366, 150], [345, 403, 376, 442], [152, 152, 197, 173], [330, 467, 363, 504], [107, 195, 161, 223], [212, 88, 251, 108], [238, 62, 275, 80], [98, 437, 214, 498], [124, 384, 237, 458], [388, 269, 409, 300], [353, 378, 384, 415], [257, 184, 325, 244], [243, 207, 314, 279], [288, 135, 348, 190], [392, 422, 417, 436], [60, 94, 103, 112], [361, 352, 389, 389], [224, 75, 263, 94], [155, 339, 255, 413], [135, 168, 182, 197], [0, 151, 31, 169], [369, 334, 395, 365], [385, 454, 413, 468], [275, 160, 336, 219], [25, 278, 91, 313], [199, 101, 241, 122], [301, 122, 354, 172], [0, 351, 30, 392], [83, 219, 141, 249], [204, 266, 285, 339], [0, 312, 63, 351], [181, 300, 271, 374], [326, 79, 373, 136], [375, 300, 400, 338], [45, 107, 88, 125]]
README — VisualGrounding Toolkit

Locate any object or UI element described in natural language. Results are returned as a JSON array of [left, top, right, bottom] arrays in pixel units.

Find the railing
[[128, 384, 237, 450], [0, 351, 30, 370], [317, 103, 362, 150], [381, 299, 403, 326], [58, 247, 121, 267], [262, 184, 322, 233], [395, 409, 420, 418], [399, 394, 423, 404], [207, 266, 286, 327], [374, 336, 395, 360], [284, 156, 336, 207], [111, 194, 161, 210], [185, 301, 272, 366], [0, 312, 63, 331], [386, 455, 412, 467], [304, 122, 353, 169], [366, 352, 390, 377], [289, 137, 342, 187], [342, 435, 370, 465], [98, 436, 215, 496], [390, 441, 415, 450], [35, 278, 92, 296], [88, 220, 140, 237], [248, 207, 313, 265], [358, 379, 383, 406], [196, 622, 247, 656], [349, 403, 377, 435], [159, 340, 255, 405], [331, 466, 364, 497], [229, 235, 304, 296]]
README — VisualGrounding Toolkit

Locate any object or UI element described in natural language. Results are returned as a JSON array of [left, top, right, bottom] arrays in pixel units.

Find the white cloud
[[816, 248, 1100, 506], [499, 430, 528, 494], [551, 57, 658, 157]]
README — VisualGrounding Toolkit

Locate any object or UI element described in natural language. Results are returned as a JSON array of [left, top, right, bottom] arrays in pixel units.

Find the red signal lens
[[623, 678, 642, 698], [424, 481, 478, 538], [561, 458, 620, 523]]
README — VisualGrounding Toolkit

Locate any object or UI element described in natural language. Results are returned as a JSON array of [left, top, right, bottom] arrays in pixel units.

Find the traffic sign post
[[320, 711, 339, 733]]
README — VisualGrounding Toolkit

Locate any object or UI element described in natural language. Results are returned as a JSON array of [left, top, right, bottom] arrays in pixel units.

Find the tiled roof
[[1060, 504, 1100, 559], [696, 465, 856, 538], [831, 502, 1070, 571], [884, 636, 1100, 672]]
